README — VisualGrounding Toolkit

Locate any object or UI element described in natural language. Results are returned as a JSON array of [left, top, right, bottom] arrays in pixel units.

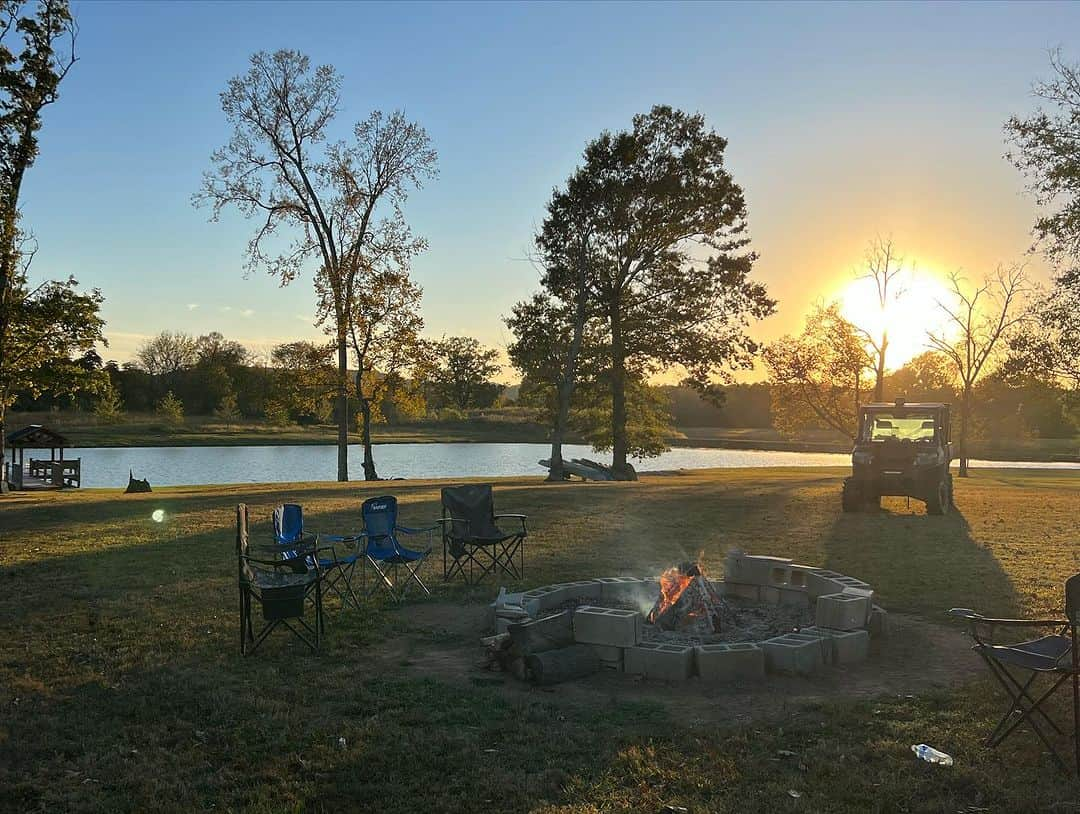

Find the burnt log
[[526, 644, 600, 685], [507, 611, 574, 656]]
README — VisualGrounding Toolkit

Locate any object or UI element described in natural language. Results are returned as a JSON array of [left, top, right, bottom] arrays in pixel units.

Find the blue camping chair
[[358, 495, 433, 602], [273, 503, 362, 613]]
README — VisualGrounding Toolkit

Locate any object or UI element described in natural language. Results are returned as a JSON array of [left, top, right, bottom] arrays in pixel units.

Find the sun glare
[[836, 272, 956, 370]]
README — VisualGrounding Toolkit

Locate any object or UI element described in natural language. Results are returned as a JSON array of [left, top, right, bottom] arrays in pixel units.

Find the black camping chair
[[949, 574, 1080, 774], [439, 484, 526, 585], [236, 504, 323, 655]]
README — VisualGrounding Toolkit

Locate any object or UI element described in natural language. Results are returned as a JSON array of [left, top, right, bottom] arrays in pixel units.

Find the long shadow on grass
[[821, 502, 1020, 618]]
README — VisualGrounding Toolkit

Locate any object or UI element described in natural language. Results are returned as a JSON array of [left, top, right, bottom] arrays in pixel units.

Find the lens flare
[[151, 509, 165, 523]]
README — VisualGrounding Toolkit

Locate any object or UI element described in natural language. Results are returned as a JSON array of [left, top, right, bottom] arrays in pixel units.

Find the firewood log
[[526, 644, 600, 685]]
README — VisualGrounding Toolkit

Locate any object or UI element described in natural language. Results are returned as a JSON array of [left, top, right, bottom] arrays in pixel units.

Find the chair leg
[[984, 662, 1071, 772], [985, 659, 1063, 742], [1073, 669, 1079, 776], [239, 589, 247, 655]]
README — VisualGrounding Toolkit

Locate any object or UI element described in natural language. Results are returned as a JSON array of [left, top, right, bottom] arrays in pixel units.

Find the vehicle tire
[[841, 478, 862, 513], [926, 477, 949, 516], [946, 473, 955, 508], [864, 494, 881, 510]]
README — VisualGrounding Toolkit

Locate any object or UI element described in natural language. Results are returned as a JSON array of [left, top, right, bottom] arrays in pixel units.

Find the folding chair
[[236, 504, 323, 655], [273, 503, 361, 613], [358, 495, 433, 602], [439, 484, 527, 585], [949, 573, 1080, 774]]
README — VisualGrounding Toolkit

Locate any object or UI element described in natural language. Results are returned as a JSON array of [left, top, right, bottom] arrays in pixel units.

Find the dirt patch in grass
[[374, 601, 979, 723]]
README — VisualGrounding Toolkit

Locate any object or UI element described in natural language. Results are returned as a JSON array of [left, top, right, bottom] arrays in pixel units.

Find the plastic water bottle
[[911, 744, 953, 766]]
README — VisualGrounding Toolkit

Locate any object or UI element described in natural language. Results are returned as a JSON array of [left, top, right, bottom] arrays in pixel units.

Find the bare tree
[[855, 237, 909, 402], [196, 50, 436, 481], [927, 265, 1032, 476], [135, 330, 196, 377]]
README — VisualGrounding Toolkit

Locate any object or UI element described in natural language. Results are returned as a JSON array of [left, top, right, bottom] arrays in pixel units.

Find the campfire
[[647, 561, 732, 636]]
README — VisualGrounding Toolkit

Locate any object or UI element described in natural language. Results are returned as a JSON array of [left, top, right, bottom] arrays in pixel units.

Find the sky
[[19, 0, 1080, 378]]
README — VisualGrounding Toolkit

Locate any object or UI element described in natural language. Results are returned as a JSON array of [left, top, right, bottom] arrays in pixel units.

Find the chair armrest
[[436, 517, 470, 529], [396, 525, 436, 535], [242, 554, 300, 570], [947, 608, 1068, 627], [321, 533, 365, 543]]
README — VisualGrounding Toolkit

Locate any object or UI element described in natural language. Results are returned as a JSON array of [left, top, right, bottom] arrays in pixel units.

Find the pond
[[17, 442, 1080, 489]]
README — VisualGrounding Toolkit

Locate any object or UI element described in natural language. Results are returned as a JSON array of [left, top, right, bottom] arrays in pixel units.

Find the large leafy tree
[[1005, 52, 1080, 406], [506, 174, 602, 479], [1003, 286, 1080, 400], [197, 50, 436, 481], [763, 302, 875, 440], [429, 336, 501, 411], [1006, 50, 1080, 276], [0, 0, 93, 490], [270, 340, 337, 422], [542, 105, 775, 479]]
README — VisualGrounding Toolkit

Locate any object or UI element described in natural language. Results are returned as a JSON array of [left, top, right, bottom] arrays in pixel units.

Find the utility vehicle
[[842, 398, 954, 515]]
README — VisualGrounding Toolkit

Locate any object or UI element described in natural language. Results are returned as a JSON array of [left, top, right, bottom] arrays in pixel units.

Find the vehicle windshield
[[861, 410, 938, 442]]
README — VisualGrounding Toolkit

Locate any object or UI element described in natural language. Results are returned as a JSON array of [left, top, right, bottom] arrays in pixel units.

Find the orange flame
[[648, 565, 696, 624]]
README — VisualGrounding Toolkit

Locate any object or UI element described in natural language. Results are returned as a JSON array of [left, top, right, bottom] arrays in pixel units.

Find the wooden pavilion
[[4, 425, 81, 490]]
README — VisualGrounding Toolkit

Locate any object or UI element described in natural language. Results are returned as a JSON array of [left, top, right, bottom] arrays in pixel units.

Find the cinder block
[[788, 565, 813, 589], [719, 581, 760, 601], [761, 633, 826, 675], [624, 641, 695, 681], [724, 551, 793, 587], [522, 584, 566, 616], [695, 642, 765, 681], [573, 606, 643, 647], [868, 605, 889, 638], [558, 580, 603, 603], [778, 587, 810, 608], [521, 580, 602, 616], [815, 593, 871, 631], [801, 626, 870, 664], [806, 569, 847, 599], [589, 643, 624, 671], [595, 577, 659, 608]]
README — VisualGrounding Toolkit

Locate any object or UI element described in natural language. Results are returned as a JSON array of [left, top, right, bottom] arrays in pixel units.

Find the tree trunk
[[336, 335, 349, 482], [613, 306, 630, 479], [958, 385, 971, 478], [548, 272, 589, 483], [608, 307, 634, 480], [0, 404, 8, 493], [873, 333, 887, 402], [359, 393, 378, 481]]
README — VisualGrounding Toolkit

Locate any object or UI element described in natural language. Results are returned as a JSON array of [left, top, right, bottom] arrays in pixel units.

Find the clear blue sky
[[19, 0, 1080, 372]]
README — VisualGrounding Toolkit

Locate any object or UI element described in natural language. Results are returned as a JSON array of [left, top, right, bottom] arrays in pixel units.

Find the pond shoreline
[[42, 434, 1079, 464]]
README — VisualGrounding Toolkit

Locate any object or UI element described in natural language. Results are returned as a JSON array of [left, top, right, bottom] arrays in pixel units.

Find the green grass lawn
[[1, 468, 1078, 812]]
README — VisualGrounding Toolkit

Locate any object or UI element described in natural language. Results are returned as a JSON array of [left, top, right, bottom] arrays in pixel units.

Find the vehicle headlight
[[853, 451, 873, 465], [914, 451, 942, 466]]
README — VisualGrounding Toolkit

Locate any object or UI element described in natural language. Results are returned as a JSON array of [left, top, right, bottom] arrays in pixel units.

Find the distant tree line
[[11, 330, 508, 427]]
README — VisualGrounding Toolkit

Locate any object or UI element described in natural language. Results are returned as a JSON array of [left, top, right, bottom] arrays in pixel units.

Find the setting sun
[[835, 272, 956, 370]]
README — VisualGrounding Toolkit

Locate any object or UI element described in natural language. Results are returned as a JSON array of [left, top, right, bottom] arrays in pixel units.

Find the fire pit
[[483, 550, 887, 685]]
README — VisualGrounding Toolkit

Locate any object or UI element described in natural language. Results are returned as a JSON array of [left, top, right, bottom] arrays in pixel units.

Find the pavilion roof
[[5, 424, 71, 448]]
